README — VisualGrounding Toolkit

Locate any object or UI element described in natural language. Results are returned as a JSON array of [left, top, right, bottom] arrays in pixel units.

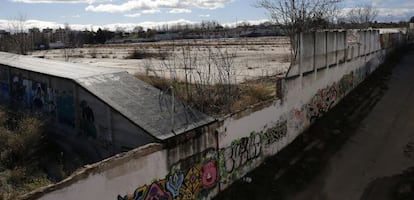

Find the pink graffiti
[[202, 161, 217, 188]]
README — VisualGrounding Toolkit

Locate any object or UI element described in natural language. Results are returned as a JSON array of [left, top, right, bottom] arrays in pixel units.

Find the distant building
[[49, 41, 65, 49], [0, 30, 10, 39], [54, 28, 67, 43]]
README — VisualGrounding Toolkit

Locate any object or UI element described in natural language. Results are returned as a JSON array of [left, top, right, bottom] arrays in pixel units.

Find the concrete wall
[[24, 125, 218, 200], [21, 30, 406, 200], [0, 66, 156, 159]]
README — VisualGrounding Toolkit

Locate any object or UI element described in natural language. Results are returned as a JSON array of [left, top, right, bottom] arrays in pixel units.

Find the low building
[[0, 52, 214, 159]]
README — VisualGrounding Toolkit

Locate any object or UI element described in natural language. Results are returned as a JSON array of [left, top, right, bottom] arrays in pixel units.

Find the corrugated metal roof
[[0, 52, 214, 140]]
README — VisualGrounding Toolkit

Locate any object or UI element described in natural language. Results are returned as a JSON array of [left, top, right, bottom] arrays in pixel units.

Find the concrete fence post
[[299, 32, 304, 76], [335, 31, 338, 67]]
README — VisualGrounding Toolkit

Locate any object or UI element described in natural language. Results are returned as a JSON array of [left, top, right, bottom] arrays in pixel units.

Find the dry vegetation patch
[[0, 108, 82, 199], [134, 73, 276, 116]]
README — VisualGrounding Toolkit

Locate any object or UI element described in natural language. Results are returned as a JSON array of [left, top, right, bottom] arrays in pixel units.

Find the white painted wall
[[39, 146, 168, 200]]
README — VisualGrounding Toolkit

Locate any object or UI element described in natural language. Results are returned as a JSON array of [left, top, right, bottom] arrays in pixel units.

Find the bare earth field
[[31, 36, 291, 83]]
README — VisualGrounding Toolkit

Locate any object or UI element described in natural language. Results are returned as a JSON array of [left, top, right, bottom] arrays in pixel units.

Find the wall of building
[[0, 67, 156, 159], [21, 30, 406, 200]]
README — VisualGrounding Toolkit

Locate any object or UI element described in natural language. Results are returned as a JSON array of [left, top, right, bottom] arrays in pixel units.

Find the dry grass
[[134, 73, 276, 116], [0, 108, 52, 199]]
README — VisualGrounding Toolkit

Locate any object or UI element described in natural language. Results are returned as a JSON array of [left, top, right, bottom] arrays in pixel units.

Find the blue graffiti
[[166, 172, 184, 198]]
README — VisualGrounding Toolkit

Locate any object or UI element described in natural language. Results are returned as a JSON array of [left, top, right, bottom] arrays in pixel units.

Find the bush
[[0, 113, 44, 168], [7, 168, 27, 186], [127, 48, 169, 60]]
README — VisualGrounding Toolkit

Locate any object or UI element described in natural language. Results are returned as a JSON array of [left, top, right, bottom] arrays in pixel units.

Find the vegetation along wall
[[20, 29, 406, 200]]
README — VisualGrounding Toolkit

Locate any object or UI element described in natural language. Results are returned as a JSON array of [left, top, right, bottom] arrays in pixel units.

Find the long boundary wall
[[22, 30, 405, 200]]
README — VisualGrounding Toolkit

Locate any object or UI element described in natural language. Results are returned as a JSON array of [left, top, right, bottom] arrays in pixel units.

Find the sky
[[0, 0, 414, 31]]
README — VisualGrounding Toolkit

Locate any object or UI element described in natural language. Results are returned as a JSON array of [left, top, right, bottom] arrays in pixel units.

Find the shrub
[[7, 167, 27, 186], [0, 113, 44, 168], [127, 48, 169, 60]]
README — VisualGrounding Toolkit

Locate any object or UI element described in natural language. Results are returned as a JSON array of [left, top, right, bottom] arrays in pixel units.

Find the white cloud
[[169, 8, 192, 14], [12, 0, 111, 3], [199, 14, 210, 17], [222, 19, 269, 28], [0, 18, 195, 32], [142, 9, 161, 14], [85, 0, 234, 13], [61, 14, 81, 18], [0, 19, 94, 31], [339, 7, 414, 22], [124, 13, 141, 18], [0, 18, 273, 33], [376, 8, 414, 21]]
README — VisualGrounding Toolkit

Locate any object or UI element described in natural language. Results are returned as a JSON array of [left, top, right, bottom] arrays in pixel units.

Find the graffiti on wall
[[11, 74, 30, 107], [10, 74, 55, 113], [117, 150, 218, 200], [0, 68, 9, 101], [219, 133, 261, 176], [79, 100, 97, 138], [5, 73, 77, 129], [55, 89, 75, 127], [290, 71, 355, 131], [306, 72, 354, 123], [219, 121, 287, 182], [290, 107, 308, 131]]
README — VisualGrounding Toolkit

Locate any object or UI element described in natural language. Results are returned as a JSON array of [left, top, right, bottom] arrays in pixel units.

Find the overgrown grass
[[134, 74, 276, 116], [0, 108, 52, 199]]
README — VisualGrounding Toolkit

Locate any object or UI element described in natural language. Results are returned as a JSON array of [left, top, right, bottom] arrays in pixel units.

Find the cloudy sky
[[0, 0, 414, 31]]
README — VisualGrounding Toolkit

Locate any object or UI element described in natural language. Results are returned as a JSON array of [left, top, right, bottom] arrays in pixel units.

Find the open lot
[[31, 37, 291, 83]]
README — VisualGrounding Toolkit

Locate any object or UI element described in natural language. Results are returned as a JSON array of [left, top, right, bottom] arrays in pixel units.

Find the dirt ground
[[31, 37, 291, 83], [214, 46, 414, 200], [291, 47, 414, 200]]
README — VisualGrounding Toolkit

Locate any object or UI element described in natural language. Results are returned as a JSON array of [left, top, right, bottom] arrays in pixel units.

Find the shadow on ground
[[214, 46, 412, 200]]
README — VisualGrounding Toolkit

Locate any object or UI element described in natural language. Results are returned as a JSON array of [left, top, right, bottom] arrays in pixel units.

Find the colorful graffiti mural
[[306, 72, 354, 123], [10, 74, 55, 113], [4, 73, 77, 129], [219, 121, 287, 181], [118, 151, 218, 200], [290, 71, 355, 131]]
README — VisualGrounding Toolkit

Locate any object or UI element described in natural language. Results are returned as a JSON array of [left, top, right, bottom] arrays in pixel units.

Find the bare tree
[[153, 41, 240, 114], [346, 4, 378, 28], [256, 0, 342, 57], [8, 14, 31, 55], [63, 23, 72, 61]]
